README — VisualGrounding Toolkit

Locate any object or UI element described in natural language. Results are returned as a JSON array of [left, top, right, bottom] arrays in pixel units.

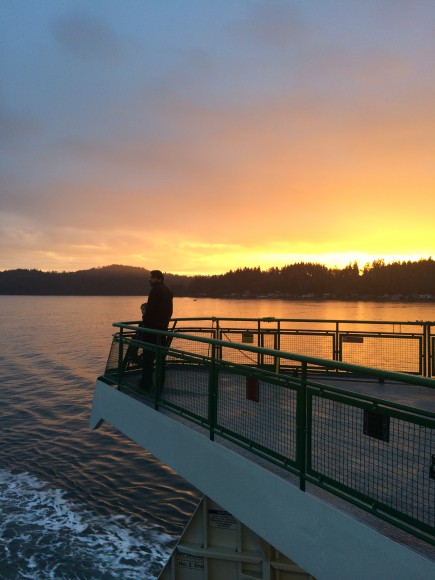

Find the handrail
[[102, 319, 435, 545], [113, 321, 435, 387], [166, 316, 433, 324]]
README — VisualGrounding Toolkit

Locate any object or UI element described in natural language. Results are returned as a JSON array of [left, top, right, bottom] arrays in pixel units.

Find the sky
[[1, 1, 434, 275]]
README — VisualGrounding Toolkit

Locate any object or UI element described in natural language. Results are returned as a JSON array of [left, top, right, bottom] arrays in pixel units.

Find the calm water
[[1, 296, 434, 578]]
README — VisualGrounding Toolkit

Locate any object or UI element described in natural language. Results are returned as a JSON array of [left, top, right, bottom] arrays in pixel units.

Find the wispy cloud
[[0, 1, 433, 273], [52, 11, 123, 62]]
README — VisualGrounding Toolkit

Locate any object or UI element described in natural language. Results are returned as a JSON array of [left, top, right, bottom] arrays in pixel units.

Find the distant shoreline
[[1, 262, 434, 300], [0, 293, 433, 303]]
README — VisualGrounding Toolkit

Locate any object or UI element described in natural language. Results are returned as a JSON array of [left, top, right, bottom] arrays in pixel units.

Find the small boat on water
[[90, 316, 435, 579]]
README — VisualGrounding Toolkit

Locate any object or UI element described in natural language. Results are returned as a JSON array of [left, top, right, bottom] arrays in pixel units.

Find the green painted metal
[[100, 317, 435, 546], [296, 363, 308, 492], [111, 319, 434, 378], [208, 343, 218, 442], [147, 316, 432, 379]]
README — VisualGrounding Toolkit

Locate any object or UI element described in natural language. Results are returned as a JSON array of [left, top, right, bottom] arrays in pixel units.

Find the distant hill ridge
[[0, 265, 190, 296], [0, 259, 434, 299]]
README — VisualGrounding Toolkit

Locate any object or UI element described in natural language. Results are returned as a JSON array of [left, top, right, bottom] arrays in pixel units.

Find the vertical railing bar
[[297, 362, 308, 492], [216, 320, 222, 361], [154, 334, 162, 410], [208, 343, 218, 441], [306, 377, 313, 489], [423, 322, 429, 377], [431, 324, 435, 378], [275, 320, 281, 374], [117, 328, 124, 386]]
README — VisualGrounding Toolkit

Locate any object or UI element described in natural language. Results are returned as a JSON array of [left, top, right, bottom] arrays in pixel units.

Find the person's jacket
[[142, 282, 173, 330]]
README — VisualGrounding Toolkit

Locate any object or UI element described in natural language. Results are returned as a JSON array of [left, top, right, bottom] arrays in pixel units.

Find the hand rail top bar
[[127, 316, 433, 324], [113, 320, 435, 388]]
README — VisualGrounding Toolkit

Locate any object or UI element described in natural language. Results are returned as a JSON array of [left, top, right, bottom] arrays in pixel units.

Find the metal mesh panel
[[105, 339, 120, 374], [279, 332, 335, 368], [122, 340, 145, 371], [216, 372, 297, 463], [162, 361, 210, 423], [219, 330, 261, 366], [340, 334, 422, 373], [105, 337, 136, 377], [219, 347, 260, 367], [105, 334, 144, 375], [310, 394, 435, 529], [169, 331, 215, 359], [217, 331, 282, 368], [431, 336, 435, 378], [260, 333, 279, 366]]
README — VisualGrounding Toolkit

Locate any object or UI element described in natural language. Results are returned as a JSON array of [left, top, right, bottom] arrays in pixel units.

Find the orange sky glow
[[1, 2, 434, 276]]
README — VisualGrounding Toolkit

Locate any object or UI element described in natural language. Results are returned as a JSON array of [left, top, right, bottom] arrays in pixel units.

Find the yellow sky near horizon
[[1, 2, 434, 275]]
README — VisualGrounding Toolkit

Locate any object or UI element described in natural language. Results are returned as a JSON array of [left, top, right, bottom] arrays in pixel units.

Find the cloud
[[0, 106, 41, 151], [1, 1, 433, 274], [15, 65, 428, 249], [236, 2, 304, 47], [52, 11, 123, 62]]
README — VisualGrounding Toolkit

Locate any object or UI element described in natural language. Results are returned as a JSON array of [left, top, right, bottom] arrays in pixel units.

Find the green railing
[[100, 318, 435, 546], [125, 316, 433, 376], [430, 322, 435, 377]]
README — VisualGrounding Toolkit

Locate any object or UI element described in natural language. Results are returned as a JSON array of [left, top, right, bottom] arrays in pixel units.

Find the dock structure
[[90, 317, 435, 579]]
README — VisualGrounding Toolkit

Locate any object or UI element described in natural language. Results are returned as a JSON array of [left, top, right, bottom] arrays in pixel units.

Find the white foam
[[0, 469, 175, 578]]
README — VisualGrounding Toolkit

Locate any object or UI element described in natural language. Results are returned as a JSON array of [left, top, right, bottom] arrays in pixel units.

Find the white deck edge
[[90, 379, 435, 580]]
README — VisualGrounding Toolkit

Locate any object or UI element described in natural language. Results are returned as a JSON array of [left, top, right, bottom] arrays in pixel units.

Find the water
[[1, 296, 434, 578]]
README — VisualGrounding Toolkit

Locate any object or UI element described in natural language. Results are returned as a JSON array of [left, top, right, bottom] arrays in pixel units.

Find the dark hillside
[[0, 265, 189, 296], [0, 259, 434, 299]]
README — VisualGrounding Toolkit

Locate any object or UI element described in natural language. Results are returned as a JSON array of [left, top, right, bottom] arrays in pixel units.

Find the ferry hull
[[90, 379, 435, 579]]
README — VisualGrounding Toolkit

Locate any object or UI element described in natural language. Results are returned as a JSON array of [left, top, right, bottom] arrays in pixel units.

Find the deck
[[90, 317, 435, 578]]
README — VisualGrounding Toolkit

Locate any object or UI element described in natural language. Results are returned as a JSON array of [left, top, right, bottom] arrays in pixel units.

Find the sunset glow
[[1, 1, 434, 275]]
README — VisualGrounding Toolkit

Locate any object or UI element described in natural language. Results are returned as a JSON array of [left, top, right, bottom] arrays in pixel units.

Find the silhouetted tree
[[1, 259, 434, 299]]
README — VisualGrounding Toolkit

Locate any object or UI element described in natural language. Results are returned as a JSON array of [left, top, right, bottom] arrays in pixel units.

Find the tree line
[[0, 259, 434, 300], [187, 259, 435, 299], [0, 265, 189, 296]]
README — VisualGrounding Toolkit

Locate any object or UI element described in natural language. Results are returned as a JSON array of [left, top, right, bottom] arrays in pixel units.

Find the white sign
[[208, 509, 238, 530], [177, 552, 204, 570]]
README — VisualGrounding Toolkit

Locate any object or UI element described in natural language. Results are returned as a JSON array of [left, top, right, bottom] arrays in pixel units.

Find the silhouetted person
[[122, 303, 148, 371], [139, 270, 173, 391]]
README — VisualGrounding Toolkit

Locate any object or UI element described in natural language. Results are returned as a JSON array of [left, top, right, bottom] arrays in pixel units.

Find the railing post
[[335, 321, 340, 362], [422, 322, 428, 378], [296, 362, 308, 491], [430, 323, 434, 378], [117, 328, 124, 386], [215, 320, 222, 361], [154, 333, 163, 410], [258, 320, 262, 368], [275, 320, 281, 374], [208, 343, 218, 441]]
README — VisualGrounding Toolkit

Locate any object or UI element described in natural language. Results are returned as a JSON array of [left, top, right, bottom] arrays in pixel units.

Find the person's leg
[[148, 333, 169, 393], [159, 335, 170, 390], [140, 333, 157, 390]]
